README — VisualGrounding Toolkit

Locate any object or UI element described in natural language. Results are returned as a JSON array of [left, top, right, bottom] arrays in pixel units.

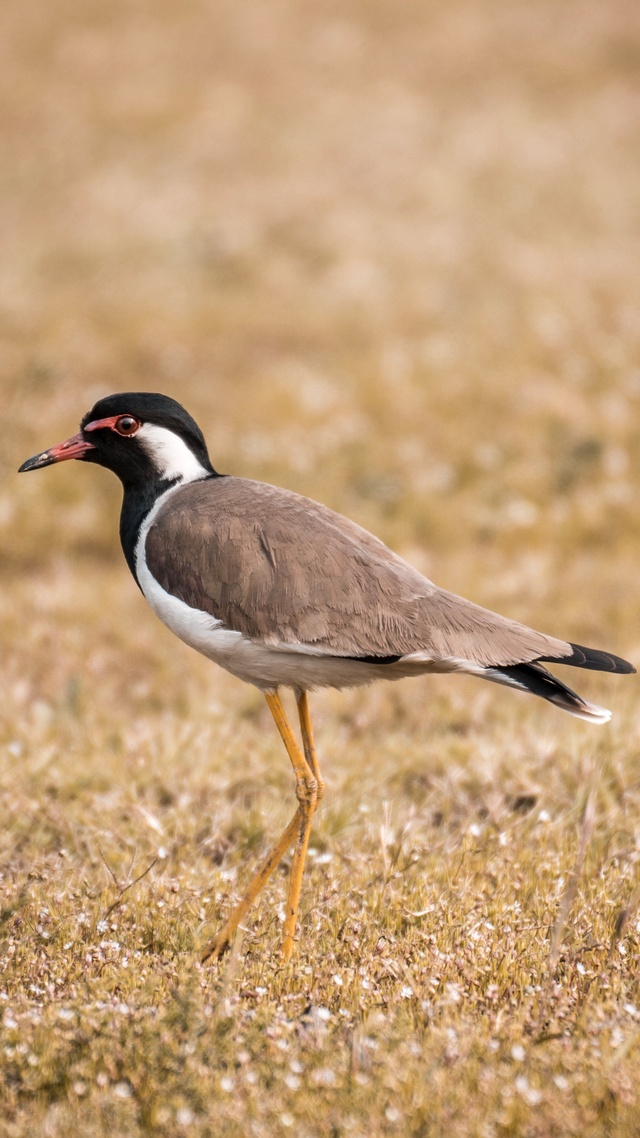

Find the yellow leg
[[200, 809, 300, 962], [200, 690, 319, 964], [266, 691, 319, 963], [297, 690, 324, 803], [274, 691, 325, 963]]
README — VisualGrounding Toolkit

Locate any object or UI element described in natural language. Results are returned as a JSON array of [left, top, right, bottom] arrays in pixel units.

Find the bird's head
[[18, 392, 216, 487]]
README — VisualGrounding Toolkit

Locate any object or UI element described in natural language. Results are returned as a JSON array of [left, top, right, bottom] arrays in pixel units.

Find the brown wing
[[144, 476, 572, 668]]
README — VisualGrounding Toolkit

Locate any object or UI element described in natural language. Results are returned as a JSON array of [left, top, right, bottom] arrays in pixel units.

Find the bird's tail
[[483, 643, 634, 725], [483, 661, 611, 723]]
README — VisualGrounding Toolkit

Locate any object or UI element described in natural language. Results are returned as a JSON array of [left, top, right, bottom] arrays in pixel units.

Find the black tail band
[[539, 643, 635, 675]]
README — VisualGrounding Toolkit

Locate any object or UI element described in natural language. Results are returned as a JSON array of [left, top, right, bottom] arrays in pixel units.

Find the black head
[[19, 392, 217, 488]]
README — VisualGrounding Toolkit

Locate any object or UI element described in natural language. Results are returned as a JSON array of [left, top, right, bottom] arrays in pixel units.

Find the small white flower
[[312, 1068, 335, 1087], [515, 1075, 542, 1105]]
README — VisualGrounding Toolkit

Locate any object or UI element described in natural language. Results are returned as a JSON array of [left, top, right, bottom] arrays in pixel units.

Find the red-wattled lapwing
[[19, 392, 635, 962]]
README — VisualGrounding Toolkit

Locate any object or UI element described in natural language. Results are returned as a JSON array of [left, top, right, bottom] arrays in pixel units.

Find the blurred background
[[2, 0, 640, 714], [3, 8, 640, 1128]]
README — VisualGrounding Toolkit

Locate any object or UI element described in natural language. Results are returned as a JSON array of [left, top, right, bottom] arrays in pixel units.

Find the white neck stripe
[[137, 422, 210, 483]]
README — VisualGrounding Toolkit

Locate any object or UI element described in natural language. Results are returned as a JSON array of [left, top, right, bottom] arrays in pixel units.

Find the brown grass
[[2, 0, 640, 1134]]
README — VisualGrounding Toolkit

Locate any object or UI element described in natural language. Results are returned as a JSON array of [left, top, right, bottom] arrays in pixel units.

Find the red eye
[[114, 416, 140, 436]]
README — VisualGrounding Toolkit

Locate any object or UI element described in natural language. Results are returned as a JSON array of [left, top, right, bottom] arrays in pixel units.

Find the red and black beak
[[18, 432, 95, 472]]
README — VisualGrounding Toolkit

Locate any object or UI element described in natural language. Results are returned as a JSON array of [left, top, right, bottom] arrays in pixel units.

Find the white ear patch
[[137, 423, 210, 483]]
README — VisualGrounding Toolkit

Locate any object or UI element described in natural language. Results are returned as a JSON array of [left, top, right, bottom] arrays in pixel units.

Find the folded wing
[[146, 480, 612, 664]]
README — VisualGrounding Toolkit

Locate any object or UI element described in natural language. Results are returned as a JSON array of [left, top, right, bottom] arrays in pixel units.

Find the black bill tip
[[18, 432, 95, 472], [18, 451, 58, 473]]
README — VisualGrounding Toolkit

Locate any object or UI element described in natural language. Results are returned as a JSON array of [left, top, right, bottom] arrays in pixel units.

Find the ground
[[2, 0, 640, 1134]]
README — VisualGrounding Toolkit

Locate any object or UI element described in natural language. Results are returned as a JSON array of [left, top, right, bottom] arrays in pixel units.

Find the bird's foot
[[200, 929, 233, 964]]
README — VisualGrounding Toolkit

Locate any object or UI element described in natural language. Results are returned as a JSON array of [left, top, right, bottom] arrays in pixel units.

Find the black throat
[[120, 478, 183, 586]]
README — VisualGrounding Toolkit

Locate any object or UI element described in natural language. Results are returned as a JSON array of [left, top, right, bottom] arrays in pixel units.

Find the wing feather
[[144, 477, 572, 668]]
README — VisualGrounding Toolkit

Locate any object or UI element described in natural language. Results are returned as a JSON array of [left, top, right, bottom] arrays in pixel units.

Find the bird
[[19, 392, 635, 962]]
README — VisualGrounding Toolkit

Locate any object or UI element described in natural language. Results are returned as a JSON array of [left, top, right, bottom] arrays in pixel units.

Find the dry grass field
[[2, 0, 640, 1134]]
